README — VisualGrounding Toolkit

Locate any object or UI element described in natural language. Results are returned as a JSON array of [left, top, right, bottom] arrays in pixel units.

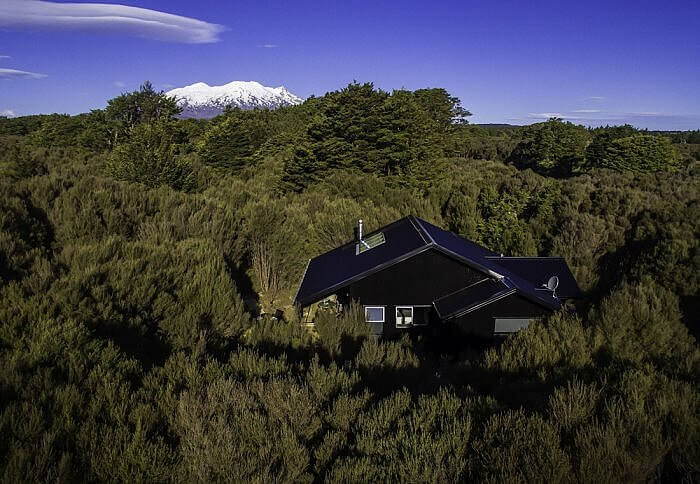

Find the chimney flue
[[358, 219, 363, 241]]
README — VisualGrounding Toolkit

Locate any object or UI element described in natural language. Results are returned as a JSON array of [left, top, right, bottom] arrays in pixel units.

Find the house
[[294, 216, 581, 338]]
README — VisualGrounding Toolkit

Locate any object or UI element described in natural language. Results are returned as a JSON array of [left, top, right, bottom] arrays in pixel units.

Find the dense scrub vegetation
[[1, 82, 698, 482]]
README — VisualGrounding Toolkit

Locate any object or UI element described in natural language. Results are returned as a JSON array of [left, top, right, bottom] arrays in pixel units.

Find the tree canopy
[[0, 82, 697, 482]]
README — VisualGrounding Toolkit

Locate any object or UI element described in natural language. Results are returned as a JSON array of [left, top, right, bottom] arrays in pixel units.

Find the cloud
[[0, 55, 10, 59], [114, 80, 126, 88], [527, 112, 564, 119], [258, 44, 278, 48], [0, 68, 47, 79], [161, 83, 175, 89], [0, 0, 225, 43], [584, 96, 605, 101], [511, 109, 699, 129], [572, 109, 600, 113], [0, 109, 16, 117]]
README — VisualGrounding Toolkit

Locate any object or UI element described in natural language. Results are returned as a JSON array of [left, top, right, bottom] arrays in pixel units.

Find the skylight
[[356, 232, 386, 254]]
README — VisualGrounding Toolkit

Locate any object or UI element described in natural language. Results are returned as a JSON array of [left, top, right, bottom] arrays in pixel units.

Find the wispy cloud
[[161, 83, 175, 90], [114, 80, 126, 88], [0, 109, 16, 117], [0, 68, 47, 80], [511, 109, 699, 129], [584, 96, 605, 101], [527, 112, 564, 119], [0, 0, 225, 43], [0, 55, 10, 60], [258, 44, 278, 48]]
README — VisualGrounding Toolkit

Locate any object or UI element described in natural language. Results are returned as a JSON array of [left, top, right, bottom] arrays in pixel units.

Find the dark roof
[[294, 217, 427, 306], [416, 219, 562, 310], [433, 278, 515, 319], [486, 257, 582, 299], [294, 216, 576, 313]]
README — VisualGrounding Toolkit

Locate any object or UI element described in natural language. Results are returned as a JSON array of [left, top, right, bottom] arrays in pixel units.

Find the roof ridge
[[411, 216, 437, 246]]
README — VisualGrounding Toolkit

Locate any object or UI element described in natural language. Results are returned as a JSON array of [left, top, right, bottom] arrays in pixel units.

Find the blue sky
[[1, 0, 699, 129]]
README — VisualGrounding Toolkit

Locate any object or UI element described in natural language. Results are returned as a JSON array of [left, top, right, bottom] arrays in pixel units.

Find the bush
[[589, 279, 699, 376], [107, 122, 196, 192], [472, 410, 571, 483], [599, 134, 680, 173], [508, 119, 590, 176]]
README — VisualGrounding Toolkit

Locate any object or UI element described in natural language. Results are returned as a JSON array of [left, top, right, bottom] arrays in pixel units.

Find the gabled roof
[[485, 256, 582, 299], [294, 216, 576, 313], [294, 217, 427, 306]]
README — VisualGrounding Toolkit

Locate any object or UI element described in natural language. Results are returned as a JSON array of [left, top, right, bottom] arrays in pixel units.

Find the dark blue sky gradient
[[1, 0, 698, 128]]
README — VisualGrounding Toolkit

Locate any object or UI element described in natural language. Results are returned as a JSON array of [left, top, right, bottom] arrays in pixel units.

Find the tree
[[197, 109, 272, 171], [106, 122, 196, 191], [280, 83, 471, 189], [508, 119, 590, 176], [413, 88, 471, 127], [280, 143, 324, 192], [585, 124, 638, 168], [104, 81, 181, 147], [599, 134, 680, 173]]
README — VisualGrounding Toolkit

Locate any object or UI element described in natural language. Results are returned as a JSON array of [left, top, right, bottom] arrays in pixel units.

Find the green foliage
[[0, 138, 48, 180], [104, 81, 181, 147], [584, 124, 639, 168], [508, 118, 591, 176], [475, 186, 537, 256], [197, 109, 272, 171], [281, 83, 465, 190], [314, 304, 369, 361], [589, 278, 699, 375], [472, 410, 571, 483], [107, 122, 197, 191], [0, 186, 52, 283], [484, 312, 596, 379], [0, 83, 698, 482], [55, 236, 249, 354], [598, 133, 680, 173]]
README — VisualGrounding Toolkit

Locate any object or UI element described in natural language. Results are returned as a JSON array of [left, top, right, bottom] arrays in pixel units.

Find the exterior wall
[[450, 293, 551, 338], [339, 249, 484, 337]]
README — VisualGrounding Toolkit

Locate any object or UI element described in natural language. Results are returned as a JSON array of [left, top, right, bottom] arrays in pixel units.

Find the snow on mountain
[[166, 80, 303, 118]]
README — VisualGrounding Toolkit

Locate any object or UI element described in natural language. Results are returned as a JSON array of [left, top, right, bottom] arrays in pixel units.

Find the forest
[[0, 81, 698, 482]]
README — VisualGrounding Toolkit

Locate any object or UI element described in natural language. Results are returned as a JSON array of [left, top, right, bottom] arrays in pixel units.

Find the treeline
[[0, 82, 698, 482]]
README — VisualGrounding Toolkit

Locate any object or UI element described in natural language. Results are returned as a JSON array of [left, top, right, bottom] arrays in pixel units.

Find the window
[[365, 306, 385, 323], [396, 306, 413, 327], [494, 317, 535, 335], [356, 232, 386, 254], [412, 306, 431, 326]]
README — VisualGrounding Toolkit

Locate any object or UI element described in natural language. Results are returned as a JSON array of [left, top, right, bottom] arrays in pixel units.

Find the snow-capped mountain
[[167, 80, 303, 118]]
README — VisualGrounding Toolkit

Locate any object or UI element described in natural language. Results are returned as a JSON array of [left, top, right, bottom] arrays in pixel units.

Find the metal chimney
[[358, 219, 363, 241]]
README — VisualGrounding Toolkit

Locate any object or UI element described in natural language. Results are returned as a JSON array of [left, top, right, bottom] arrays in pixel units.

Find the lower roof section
[[486, 256, 582, 299], [433, 278, 515, 320]]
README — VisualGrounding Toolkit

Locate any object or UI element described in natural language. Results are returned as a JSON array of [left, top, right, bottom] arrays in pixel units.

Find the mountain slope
[[167, 80, 303, 118]]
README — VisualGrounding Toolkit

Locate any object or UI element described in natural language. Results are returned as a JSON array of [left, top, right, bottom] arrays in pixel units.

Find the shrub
[[599, 134, 680, 173], [107, 122, 196, 192]]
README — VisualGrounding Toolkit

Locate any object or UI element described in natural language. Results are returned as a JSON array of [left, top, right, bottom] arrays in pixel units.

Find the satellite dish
[[545, 276, 560, 297]]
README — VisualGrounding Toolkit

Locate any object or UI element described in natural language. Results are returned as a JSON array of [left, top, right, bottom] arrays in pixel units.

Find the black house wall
[[451, 293, 551, 337], [342, 249, 483, 337]]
